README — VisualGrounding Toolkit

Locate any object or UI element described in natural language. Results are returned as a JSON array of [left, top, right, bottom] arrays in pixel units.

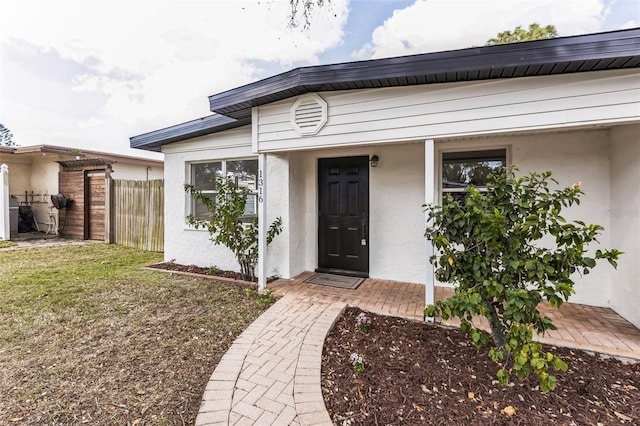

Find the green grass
[[0, 243, 161, 318], [0, 239, 16, 249], [0, 243, 275, 424]]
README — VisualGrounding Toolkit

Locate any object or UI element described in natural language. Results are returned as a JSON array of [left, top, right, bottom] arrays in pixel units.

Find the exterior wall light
[[370, 155, 379, 167]]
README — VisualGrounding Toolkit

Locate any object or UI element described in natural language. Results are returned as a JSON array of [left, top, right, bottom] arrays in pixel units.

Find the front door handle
[[362, 218, 367, 240]]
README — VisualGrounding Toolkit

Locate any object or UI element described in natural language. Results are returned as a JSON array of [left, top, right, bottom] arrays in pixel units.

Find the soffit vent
[[290, 94, 328, 136]]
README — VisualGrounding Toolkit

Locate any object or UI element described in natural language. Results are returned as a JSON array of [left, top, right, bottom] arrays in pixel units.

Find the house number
[[258, 170, 264, 203]]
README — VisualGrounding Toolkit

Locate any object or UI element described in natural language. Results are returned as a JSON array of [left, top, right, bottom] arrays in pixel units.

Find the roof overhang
[[131, 28, 640, 152], [130, 114, 250, 152], [56, 158, 115, 169], [1, 144, 163, 167]]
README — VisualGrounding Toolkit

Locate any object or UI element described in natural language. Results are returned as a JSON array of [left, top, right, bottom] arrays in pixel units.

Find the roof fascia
[[12, 145, 162, 166], [208, 28, 640, 119], [131, 28, 640, 152], [130, 115, 250, 152]]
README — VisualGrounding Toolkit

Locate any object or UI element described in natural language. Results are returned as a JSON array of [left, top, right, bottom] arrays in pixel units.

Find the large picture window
[[441, 149, 506, 201], [189, 159, 258, 219]]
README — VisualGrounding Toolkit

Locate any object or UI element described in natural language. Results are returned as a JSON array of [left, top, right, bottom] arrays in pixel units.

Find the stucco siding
[[437, 129, 615, 307], [288, 151, 308, 277], [111, 163, 163, 180], [263, 154, 291, 278], [515, 131, 612, 307], [609, 124, 640, 327], [4, 162, 30, 199], [256, 69, 639, 152], [27, 157, 60, 226], [162, 126, 255, 270], [288, 143, 428, 284]]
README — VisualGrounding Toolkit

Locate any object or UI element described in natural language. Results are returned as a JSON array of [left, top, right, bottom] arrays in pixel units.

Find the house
[[131, 29, 640, 328], [0, 144, 163, 240]]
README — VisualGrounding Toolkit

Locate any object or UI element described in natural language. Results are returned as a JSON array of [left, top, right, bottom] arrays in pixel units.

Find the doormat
[[304, 273, 365, 290]]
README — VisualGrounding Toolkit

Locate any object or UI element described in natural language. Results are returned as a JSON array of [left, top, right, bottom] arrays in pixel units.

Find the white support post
[[257, 153, 267, 290], [424, 140, 436, 322], [0, 164, 9, 240]]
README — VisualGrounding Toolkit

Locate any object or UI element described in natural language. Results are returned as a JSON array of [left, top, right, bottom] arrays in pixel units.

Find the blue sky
[[0, 0, 638, 158]]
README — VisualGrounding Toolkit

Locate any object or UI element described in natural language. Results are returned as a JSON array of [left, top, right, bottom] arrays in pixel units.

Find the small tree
[[424, 168, 621, 391], [486, 23, 558, 45], [185, 177, 283, 282]]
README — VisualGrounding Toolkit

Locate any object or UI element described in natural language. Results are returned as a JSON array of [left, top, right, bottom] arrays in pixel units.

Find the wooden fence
[[110, 179, 164, 252]]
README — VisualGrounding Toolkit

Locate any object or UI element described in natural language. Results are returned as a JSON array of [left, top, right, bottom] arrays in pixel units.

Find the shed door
[[317, 156, 369, 276], [86, 171, 106, 241], [58, 171, 85, 240]]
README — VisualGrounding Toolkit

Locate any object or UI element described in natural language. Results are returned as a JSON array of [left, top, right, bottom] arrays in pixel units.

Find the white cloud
[[353, 0, 610, 59], [0, 0, 349, 156]]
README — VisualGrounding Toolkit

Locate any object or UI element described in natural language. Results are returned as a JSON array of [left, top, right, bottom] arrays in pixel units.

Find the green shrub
[[185, 176, 282, 282], [424, 167, 621, 391]]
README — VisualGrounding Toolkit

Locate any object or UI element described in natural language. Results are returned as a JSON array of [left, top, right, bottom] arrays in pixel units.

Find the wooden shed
[[57, 158, 113, 241]]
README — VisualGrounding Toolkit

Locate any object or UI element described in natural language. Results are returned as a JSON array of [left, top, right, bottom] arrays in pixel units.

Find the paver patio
[[195, 272, 640, 425]]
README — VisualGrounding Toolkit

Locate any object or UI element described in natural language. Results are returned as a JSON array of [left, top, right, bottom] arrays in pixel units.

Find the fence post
[[0, 164, 9, 240], [105, 175, 112, 243]]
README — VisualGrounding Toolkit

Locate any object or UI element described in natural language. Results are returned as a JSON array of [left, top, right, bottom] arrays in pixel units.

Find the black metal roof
[[131, 114, 251, 152], [131, 28, 640, 152]]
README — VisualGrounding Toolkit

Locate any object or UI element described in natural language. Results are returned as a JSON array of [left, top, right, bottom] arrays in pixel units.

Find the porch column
[[0, 164, 9, 240], [424, 140, 435, 322], [257, 153, 267, 290]]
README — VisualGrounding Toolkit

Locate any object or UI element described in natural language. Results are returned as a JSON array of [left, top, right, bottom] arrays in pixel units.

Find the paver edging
[[535, 335, 640, 362], [293, 302, 347, 426], [141, 264, 259, 287]]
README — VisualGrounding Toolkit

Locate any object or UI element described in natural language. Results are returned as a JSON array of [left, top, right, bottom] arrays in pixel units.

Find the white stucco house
[[131, 29, 640, 328]]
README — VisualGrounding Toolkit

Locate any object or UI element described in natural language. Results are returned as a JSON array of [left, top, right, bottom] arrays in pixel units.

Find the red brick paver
[[195, 273, 640, 425]]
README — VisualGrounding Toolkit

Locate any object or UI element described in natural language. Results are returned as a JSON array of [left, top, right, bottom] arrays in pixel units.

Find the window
[[189, 159, 258, 219], [441, 149, 506, 201]]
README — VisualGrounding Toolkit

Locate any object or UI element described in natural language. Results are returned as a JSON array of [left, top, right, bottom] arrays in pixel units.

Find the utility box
[[9, 197, 19, 237]]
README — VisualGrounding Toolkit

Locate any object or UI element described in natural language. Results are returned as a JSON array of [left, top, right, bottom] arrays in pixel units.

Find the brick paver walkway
[[196, 291, 344, 425], [195, 272, 640, 425]]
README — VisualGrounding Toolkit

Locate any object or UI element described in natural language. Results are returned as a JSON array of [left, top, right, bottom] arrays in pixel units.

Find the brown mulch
[[148, 262, 279, 284], [322, 307, 640, 425]]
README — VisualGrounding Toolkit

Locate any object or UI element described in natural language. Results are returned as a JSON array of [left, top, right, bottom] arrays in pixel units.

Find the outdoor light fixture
[[370, 155, 379, 167]]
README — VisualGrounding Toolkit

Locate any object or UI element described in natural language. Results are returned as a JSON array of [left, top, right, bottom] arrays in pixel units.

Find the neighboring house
[[131, 29, 640, 328], [0, 145, 163, 240]]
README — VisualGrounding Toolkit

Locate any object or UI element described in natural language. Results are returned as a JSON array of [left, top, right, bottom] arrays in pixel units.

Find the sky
[[1, 0, 638, 160]]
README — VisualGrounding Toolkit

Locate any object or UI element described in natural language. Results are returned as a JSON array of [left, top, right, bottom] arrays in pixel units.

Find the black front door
[[317, 156, 369, 276]]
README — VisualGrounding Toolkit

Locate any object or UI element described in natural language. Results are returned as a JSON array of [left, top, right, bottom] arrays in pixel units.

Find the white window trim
[[186, 157, 259, 226], [432, 145, 510, 289]]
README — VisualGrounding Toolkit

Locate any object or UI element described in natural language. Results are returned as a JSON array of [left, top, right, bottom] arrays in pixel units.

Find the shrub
[[185, 176, 282, 282], [424, 167, 621, 391]]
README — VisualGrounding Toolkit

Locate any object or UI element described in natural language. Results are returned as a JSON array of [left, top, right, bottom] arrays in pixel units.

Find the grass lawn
[[0, 243, 274, 425], [0, 240, 16, 249]]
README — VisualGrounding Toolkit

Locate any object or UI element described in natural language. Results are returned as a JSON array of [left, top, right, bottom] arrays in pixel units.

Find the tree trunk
[[239, 258, 256, 282], [484, 298, 507, 351]]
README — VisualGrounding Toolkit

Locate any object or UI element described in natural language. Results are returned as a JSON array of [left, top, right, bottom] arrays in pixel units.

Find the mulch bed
[[147, 262, 278, 284], [322, 307, 640, 425]]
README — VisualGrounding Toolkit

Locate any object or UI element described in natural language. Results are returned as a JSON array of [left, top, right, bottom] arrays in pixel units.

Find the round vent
[[290, 94, 328, 136]]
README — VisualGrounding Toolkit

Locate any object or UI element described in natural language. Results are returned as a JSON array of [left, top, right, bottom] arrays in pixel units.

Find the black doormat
[[304, 273, 365, 290]]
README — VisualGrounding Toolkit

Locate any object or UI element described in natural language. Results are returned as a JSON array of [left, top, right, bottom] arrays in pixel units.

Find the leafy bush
[[185, 176, 282, 282], [424, 167, 621, 391]]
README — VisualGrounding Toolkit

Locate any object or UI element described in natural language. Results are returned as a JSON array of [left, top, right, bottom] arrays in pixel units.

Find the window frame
[[187, 157, 259, 222], [437, 146, 510, 204]]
